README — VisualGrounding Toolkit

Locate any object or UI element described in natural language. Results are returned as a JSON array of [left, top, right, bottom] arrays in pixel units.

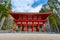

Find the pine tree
[[40, 0, 60, 32], [0, 0, 11, 30]]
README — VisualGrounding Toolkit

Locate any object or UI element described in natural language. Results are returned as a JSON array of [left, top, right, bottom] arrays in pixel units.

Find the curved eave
[[9, 12, 51, 20]]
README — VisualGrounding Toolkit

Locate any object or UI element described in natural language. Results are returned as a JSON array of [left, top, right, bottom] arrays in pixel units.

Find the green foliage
[[0, 0, 11, 21], [48, 13, 60, 31], [0, 0, 13, 30], [40, 0, 60, 32], [48, 14, 56, 28]]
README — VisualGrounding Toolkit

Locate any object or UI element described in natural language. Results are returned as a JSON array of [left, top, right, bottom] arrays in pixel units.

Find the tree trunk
[[0, 17, 5, 30], [47, 18, 51, 32], [53, 17, 59, 32]]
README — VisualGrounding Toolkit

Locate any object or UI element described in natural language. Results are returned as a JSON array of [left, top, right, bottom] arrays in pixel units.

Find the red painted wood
[[37, 22, 40, 32], [10, 12, 51, 20], [32, 22, 34, 32], [9, 12, 51, 32], [14, 19, 46, 22], [26, 22, 28, 32], [20, 22, 22, 32]]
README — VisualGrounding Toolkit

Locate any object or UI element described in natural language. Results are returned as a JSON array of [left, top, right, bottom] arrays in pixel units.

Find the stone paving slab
[[0, 33, 60, 40]]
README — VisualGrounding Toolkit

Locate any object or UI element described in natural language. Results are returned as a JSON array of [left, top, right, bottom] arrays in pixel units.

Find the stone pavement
[[0, 33, 60, 40]]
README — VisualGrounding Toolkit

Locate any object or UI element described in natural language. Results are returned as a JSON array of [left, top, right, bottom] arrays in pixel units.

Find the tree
[[40, 0, 60, 32], [0, 0, 11, 30]]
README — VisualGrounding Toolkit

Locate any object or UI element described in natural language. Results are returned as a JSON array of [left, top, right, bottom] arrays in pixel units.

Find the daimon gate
[[9, 12, 51, 32]]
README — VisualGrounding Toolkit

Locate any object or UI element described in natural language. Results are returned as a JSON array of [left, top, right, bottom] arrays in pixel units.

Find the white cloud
[[58, 0, 60, 2], [11, 0, 45, 13], [29, 5, 42, 12], [11, 0, 34, 12]]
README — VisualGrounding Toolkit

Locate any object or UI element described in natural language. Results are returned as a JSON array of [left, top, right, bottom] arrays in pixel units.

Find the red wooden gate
[[9, 12, 51, 32]]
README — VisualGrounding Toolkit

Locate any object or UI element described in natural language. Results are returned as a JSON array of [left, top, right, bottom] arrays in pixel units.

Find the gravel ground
[[0, 33, 60, 40]]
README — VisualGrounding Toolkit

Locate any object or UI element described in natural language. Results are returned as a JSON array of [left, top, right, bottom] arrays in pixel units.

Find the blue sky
[[11, 0, 48, 12]]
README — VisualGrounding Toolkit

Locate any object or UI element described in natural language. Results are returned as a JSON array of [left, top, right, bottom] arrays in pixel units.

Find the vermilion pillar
[[26, 22, 28, 32], [32, 22, 34, 32], [38, 22, 40, 32], [20, 22, 22, 32], [10, 12, 51, 32]]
